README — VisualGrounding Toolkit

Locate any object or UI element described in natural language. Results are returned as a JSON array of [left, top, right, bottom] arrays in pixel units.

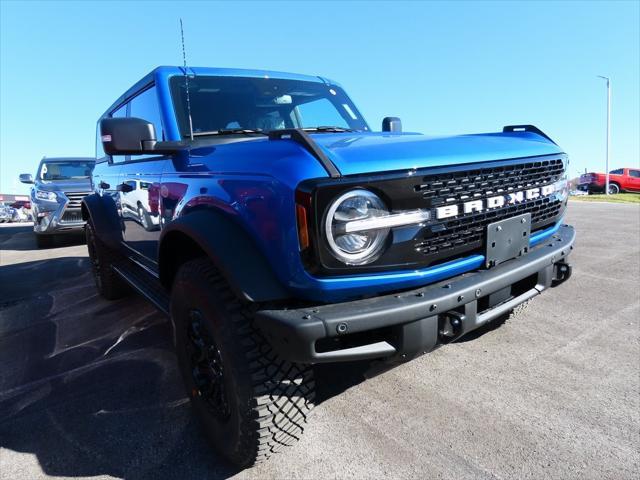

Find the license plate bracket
[[485, 213, 531, 268]]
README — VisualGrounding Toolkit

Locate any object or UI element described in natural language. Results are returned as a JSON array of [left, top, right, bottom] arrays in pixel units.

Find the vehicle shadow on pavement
[[0, 224, 85, 252], [0, 257, 241, 479]]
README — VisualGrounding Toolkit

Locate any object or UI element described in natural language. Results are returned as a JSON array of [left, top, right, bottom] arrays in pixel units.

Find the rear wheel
[[85, 220, 129, 300], [138, 204, 153, 231], [171, 258, 315, 467], [35, 234, 54, 249], [608, 183, 620, 195]]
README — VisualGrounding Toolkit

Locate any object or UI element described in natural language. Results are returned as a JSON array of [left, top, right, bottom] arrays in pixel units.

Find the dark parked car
[[20, 157, 95, 247], [83, 66, 575, 467]]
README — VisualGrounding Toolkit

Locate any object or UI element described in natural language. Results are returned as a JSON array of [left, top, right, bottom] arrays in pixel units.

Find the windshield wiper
[[192, 128, 268, 137], [303, 126, 355, 133]]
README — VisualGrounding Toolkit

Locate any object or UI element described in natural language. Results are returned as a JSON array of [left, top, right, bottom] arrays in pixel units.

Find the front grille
[[64, 191, 91, 209], [308, 155, 567, 275], [61, 209, 83, 223], [412, 158, 565, 264]]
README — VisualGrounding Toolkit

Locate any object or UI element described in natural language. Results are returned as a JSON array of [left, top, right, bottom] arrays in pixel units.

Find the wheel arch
[[81, 193, 122, 249], [158, 208, 290, 303]]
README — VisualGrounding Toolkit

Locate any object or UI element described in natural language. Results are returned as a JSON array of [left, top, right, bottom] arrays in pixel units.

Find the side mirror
[[382, 117, 402, 133], [19, 173, 34, 184], [100, 117, 158, 155]]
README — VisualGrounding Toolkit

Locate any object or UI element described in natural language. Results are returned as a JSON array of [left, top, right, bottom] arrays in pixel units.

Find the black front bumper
[[256, 224, 576, 364]]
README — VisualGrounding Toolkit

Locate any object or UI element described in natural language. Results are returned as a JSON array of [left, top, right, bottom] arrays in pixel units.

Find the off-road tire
[[35, 234, 54, 249], [171, 258, 315, 468], [85, 220, 129, 300]]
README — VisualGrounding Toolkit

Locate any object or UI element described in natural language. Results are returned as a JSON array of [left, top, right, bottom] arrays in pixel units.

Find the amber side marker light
[[296, 204, 310, 250]]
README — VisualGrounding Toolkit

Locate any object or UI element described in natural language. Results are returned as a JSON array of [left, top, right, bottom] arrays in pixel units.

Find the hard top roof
[[101, 66, 340, 119]]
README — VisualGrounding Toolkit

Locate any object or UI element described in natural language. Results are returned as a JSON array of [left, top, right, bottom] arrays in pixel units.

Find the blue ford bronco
[[83, 66, 574, 467]]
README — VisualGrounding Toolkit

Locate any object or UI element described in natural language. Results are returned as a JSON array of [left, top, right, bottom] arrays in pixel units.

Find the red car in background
[[10, 200, 31, 210], [578, 167, 640, 194]]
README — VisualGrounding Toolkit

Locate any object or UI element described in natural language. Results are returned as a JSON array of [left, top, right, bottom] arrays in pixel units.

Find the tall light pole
[[597, 75, 611, 195]]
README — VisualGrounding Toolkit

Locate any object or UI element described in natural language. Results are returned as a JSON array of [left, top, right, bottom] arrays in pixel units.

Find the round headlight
[[325, 189, 389, 265]]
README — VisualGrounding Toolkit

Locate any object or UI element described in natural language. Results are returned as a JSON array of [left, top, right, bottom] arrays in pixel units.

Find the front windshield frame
[[38, 162, 94, 181], [169, 75, 370, 138]]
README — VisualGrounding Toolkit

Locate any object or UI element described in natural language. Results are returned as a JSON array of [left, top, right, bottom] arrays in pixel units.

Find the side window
[[609, 168, 624, 175], [130, 86, 164, 141], [629, 170, 640, 178], [129, 86, 164, 161], [112, 105, 127, 118], [110, 104, 129, 164], [295, 98, 349, 129]]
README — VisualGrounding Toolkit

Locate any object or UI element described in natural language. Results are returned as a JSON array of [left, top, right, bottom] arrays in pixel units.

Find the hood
[[310, 131, 564, 176], [36, 178, 93, 192]]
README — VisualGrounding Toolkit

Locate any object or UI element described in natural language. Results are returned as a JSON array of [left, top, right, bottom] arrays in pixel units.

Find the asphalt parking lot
[[0, 201, 638, 480]]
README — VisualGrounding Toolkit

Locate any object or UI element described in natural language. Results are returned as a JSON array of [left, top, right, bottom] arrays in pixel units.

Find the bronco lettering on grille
[[435, 184, 556, 220]]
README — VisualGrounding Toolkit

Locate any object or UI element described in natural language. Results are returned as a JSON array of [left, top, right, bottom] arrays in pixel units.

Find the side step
[[112, 261, 170, 316]]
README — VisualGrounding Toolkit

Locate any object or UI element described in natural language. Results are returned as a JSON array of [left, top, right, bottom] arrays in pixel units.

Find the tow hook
[[439, 311, 465, 339], [552, 261, 572, 286]]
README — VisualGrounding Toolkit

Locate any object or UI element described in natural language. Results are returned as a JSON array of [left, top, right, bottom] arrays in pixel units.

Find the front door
[[115, 83, 168, 267], [118, 161, 165, 264]]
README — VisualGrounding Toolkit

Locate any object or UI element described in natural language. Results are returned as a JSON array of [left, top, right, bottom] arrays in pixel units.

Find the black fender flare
[[158, 209, 290, 302], [81, 193, 123, 250]]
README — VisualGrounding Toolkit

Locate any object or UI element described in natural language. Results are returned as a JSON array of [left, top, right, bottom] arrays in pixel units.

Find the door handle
[[99, 181, 110, 189]]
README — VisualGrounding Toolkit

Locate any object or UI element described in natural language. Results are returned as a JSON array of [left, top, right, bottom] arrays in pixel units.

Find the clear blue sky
[[1, 0, 638, 194]]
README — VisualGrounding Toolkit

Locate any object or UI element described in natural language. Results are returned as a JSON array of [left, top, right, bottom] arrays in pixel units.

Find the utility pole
[[597, 76, 611, 194]]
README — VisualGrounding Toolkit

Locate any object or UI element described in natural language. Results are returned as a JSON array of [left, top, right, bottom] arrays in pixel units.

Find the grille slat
[[64, 191, 91, 209], [415, 158, 564, 205]]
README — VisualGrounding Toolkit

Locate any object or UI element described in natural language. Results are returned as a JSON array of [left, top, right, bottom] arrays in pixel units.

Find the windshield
[[170, 75, 369, 137], [39, 162, 94, 181]]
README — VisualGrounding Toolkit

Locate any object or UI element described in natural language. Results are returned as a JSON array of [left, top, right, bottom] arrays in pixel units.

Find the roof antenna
[[180, 18, 194, 141]]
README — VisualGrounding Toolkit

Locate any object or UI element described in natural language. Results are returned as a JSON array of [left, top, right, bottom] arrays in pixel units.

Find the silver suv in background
[[20, 157, 95, 248]]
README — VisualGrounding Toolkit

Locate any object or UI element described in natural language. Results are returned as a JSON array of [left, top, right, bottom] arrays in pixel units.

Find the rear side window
[[609, 168, 624, 174], [629, 170, 640, 178]]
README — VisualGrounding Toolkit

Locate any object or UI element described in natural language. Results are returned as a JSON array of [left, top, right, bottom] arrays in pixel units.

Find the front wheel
[[608, 183, 620, 195], [85, 221, 129, 300], [138, 205, 153, 231], [171, 258, 315, 467]]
